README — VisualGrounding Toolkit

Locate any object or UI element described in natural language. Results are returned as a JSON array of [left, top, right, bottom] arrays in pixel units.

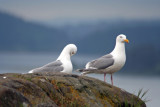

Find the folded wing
[[87, 54, 114, 69], [29, 60, 64, 73]]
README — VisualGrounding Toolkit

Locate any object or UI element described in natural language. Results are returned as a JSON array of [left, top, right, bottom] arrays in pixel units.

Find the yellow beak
[[124, 39, 129, 43]]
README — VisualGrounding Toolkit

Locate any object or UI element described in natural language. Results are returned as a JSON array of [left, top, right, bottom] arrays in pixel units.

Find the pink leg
[[104, 73, 106, 82], [111, 74, 113, 86]]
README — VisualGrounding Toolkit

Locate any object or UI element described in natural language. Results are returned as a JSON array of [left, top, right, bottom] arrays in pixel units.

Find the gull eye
[[120, 36, 123, 38]]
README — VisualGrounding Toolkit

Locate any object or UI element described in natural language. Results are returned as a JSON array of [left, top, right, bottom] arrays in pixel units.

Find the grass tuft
[[137, 88, 150, 103]]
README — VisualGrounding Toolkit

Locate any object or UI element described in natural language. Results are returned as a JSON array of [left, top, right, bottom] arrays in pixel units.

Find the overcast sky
[[0, 0, 160, 24]]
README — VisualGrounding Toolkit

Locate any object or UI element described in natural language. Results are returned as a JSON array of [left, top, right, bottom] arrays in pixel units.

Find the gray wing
[[88, 54, 114, 69], [44, 60, 62, 67], [31, 60, 64, 73]]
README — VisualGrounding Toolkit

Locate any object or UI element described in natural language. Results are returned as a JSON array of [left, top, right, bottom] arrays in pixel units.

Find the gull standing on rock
[[76, 34, 129, 85], [28, 44, 77, 74]]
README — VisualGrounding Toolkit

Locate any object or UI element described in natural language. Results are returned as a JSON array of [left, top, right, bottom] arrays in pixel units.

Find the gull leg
[[104, 73, 106, 82], [111, 74, 113, 86]]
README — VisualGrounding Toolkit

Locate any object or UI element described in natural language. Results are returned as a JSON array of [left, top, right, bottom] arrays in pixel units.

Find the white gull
[[76, 34, 129, 85], [28, 44, 77, 74]]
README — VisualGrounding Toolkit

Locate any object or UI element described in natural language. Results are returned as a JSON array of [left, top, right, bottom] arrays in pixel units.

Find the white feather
[[83, 34, 128, 74], [3, 76, 7, 79], [28, 44, 77, 74], [28, 70, 33, 73]]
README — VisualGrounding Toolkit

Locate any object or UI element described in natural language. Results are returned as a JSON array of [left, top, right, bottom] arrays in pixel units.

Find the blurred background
[[0, 0, 160, 106]]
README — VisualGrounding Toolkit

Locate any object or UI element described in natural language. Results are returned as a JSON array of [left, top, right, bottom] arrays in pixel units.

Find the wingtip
[[75, 69, 84, 72], [75, 69, 81, 72]]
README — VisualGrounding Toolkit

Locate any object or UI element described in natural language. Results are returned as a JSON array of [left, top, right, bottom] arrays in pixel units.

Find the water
[[0, 52, 160, 106]]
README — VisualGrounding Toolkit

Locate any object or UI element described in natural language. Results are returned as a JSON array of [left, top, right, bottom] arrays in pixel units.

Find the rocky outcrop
[[0, 72, 146, 107]]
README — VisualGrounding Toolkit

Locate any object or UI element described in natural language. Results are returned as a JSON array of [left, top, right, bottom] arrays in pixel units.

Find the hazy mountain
[[0, 11, 160, 75], [0, 11, 69, 52], [69, 20, 160, 74], [62, 20, 160, 52]]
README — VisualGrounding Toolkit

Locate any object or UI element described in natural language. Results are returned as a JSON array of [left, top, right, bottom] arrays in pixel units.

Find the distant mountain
[[0, 11, 70, 52], [62, 20, 160, 53], [70, 20, 160, 74], [0, 11, 160, 75]]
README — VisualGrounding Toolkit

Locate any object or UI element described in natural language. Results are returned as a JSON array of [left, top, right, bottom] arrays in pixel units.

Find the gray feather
[[32, 60, 64, 73], [44, 60, 63, 67], [88, 54, 114, 69]]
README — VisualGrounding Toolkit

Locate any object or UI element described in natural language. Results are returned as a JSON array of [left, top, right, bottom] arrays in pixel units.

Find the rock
[[0, 72, 146, 107]]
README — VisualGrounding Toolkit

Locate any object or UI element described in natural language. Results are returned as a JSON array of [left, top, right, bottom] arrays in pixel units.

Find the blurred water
[[0, 53, 160, 107]]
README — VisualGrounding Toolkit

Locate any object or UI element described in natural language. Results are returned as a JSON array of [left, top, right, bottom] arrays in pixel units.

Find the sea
[[0, 52, 160, 107]]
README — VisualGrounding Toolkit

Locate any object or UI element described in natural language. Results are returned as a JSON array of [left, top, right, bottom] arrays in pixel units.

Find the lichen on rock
[[0, 72, 146, 107]]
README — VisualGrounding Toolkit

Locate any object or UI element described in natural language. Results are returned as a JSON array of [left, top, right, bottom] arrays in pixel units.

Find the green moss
[[50, 79, 88, 106], [26, 78, 32, 81]]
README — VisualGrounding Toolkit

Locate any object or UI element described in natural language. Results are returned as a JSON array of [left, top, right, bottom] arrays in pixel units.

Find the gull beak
[[124, 39, 129, 43]]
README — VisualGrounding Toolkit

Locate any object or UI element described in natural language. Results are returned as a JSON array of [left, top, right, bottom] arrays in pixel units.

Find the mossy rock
[[0, 72, 146, 107]]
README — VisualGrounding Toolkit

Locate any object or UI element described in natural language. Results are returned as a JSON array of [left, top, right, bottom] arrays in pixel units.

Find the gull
[[28, 44, 77, 74], [76, 34, 129, 85]]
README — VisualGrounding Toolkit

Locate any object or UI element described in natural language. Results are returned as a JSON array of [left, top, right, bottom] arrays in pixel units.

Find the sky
[[0, 0, 160, 25]]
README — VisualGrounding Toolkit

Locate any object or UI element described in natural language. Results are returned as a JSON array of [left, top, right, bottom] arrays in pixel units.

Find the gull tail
[[75, 69, 87, 76], [75, 68, 97, 76], [75, 69, 88, 72]]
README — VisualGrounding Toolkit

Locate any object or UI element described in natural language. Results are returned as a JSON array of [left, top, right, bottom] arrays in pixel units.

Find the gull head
[[116, 34, 129, 43], [65, 44, 77, 56]]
